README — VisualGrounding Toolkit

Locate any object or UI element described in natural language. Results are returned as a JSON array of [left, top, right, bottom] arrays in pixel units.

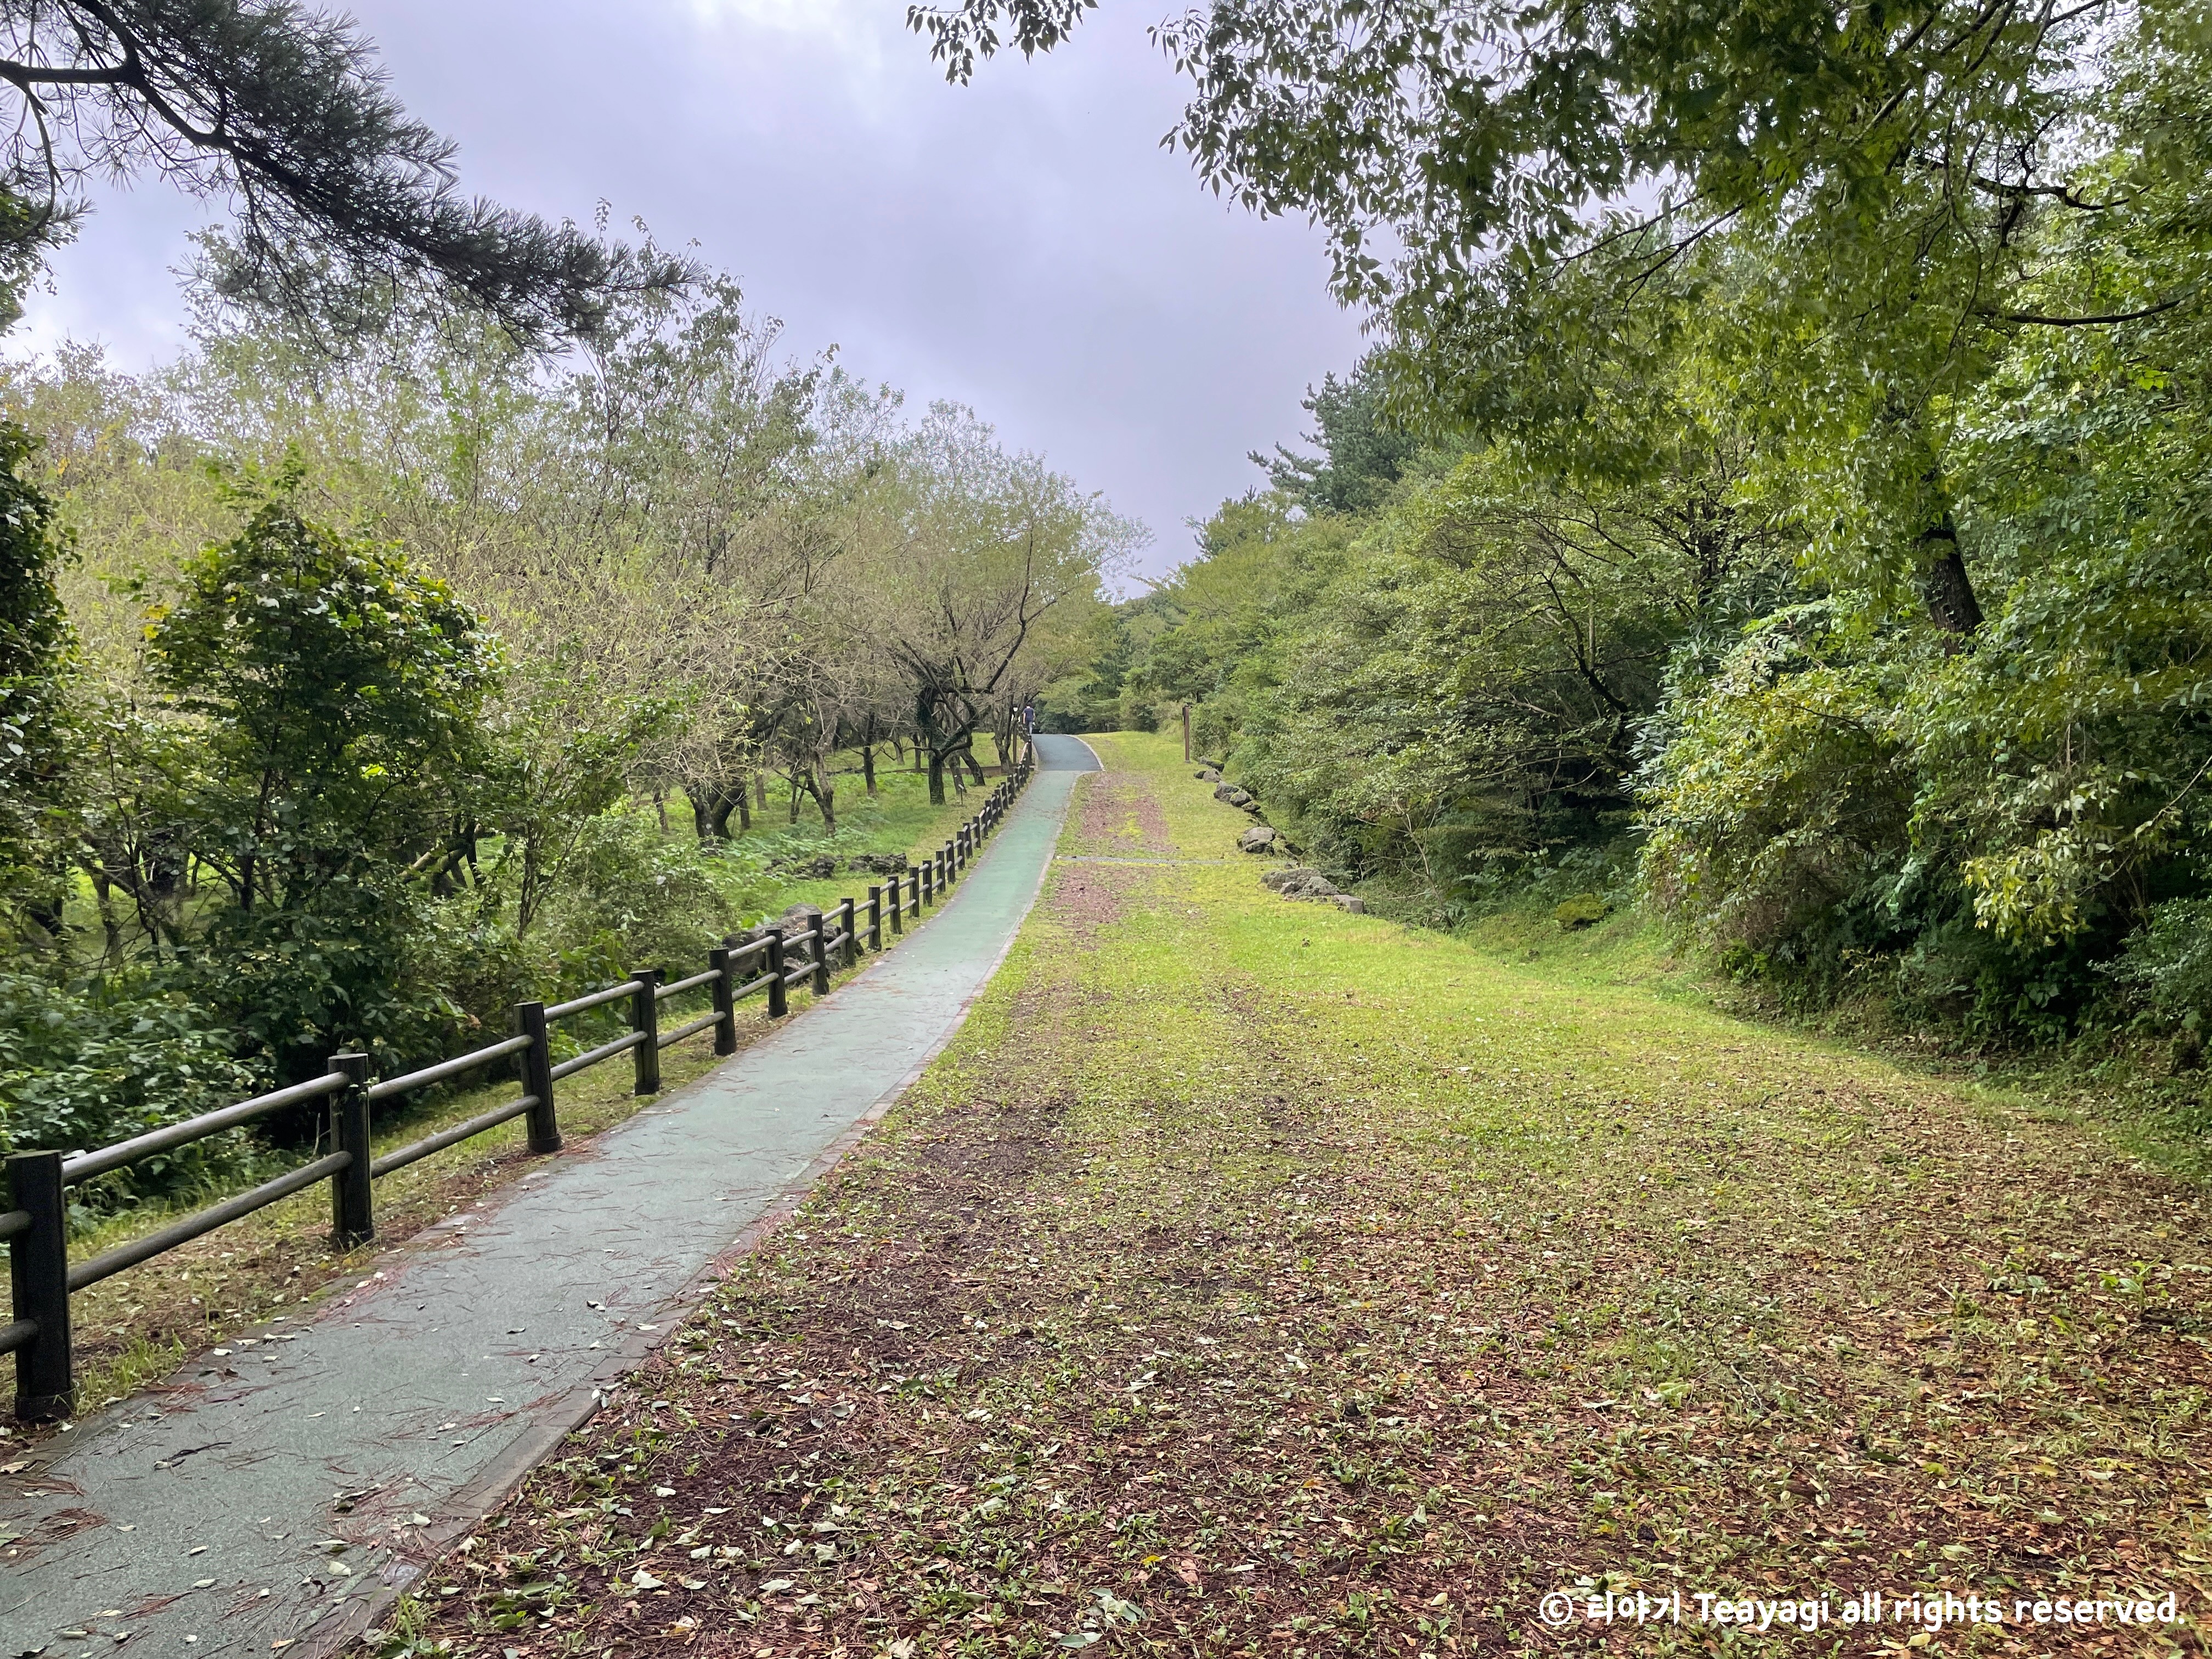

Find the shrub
[[542, 812, 735, 986], [2106, 895, 2212, 1037], [0, 970, 270, 1207]]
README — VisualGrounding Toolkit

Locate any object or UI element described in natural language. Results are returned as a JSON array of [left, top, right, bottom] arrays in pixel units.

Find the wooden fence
[[1, 751, 1034, 1421]]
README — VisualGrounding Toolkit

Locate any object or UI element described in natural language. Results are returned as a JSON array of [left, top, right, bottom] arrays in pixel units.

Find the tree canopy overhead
[[911, 0, 2204, 425], [0, 0, 690, 340]]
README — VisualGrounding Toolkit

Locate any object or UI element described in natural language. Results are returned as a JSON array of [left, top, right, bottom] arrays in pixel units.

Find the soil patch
[[1072, 770, 1173, 858]]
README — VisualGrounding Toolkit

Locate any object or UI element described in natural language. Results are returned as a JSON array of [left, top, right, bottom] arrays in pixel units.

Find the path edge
[[305, 761, 1081, 1659]]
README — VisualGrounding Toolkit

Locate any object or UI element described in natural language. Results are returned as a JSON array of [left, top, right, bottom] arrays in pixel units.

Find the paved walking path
[[0, 737, 1097, 1659]]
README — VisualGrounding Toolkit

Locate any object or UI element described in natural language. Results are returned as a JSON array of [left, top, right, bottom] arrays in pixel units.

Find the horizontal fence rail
[[2, 744, 1036, 1421]]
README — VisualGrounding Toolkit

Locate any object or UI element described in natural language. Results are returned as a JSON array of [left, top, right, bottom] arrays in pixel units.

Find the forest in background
[[5, 0, 2212, 1201], [1037, 0, 2212, 1086], [0, 261, 1131, 1200]]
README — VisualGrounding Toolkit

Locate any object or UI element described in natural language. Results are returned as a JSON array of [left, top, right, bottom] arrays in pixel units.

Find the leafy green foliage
[[0, 269, 1111, 1196], [536, 813, 738, 991], [1255, 361, 1421, 516], [0, 969, 268, 1196], [1010, 0, 2212, 1055], [139, 474, 500, 1074], [0, 417, 71, 922], [2107, 898, 2212, 1039], [1120, 439, 1790, 916]]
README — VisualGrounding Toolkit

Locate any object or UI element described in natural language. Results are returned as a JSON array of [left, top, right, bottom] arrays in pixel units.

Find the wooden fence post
[[708, 947, 738, 1056], [887, 876, 902, 935], [921, 857, 934, 906], [631, 969, 663, 1094], [867, 885, 883, 949], [330, 1051, 375, 1249], [810, 913, 831, 996], [766, 929, 788, 1018], [8, 1150, 72, 1423], [838, 898, 857, 969], [516, 1001, 562, 1149]]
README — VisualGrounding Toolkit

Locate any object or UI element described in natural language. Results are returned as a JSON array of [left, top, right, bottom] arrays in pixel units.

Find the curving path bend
[[0, 736, 1099, 1659]]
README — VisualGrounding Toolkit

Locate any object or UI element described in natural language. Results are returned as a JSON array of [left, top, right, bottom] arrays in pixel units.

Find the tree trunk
[[518, 839, 545, 937], [89, 867, 122, 963], [755, 771, 768, 812], [653, 791, 670, 837], [1921, 533, 1984, 642], [691, 783, 746, 842], [862, 743, 877, 795], [927, 749, 946, 806], [804, 764, 837, 832], [736, 783, 751, 833]]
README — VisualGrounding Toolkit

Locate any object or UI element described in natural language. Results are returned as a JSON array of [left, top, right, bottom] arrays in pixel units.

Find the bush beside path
[[390, 733, 2212, 1658]]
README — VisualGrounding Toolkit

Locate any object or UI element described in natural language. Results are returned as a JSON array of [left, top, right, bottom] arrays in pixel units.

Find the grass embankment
[[390, 731, 2210, 1658], [6, 755, 1003, 1436]]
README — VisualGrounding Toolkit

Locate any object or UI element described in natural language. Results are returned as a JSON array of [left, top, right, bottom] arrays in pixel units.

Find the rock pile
[[1259, 865, 1365, 913], [1213, 781, 1257, 810], [1236, 825, 1279, 853], [765, 851, 912, 881], [724, 899, 829, 952]]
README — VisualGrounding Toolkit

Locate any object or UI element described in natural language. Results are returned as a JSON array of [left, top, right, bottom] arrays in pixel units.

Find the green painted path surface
[[0, 737, 1097, 1659]]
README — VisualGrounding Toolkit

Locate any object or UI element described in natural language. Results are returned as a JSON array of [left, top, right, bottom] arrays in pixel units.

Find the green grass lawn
[[388, 731, 2212, 1657], [691, 736, 1011, 922]]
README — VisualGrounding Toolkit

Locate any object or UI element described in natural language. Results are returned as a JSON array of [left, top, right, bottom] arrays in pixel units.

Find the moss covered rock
[[1555, 892, 1611, 930]]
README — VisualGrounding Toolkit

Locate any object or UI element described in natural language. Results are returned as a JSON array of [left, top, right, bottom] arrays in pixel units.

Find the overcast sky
[[11, 0, 1367, 581]]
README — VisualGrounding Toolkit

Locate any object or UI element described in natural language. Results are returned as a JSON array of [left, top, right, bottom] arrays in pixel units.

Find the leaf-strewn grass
[[387, 732, 2212, 1658]]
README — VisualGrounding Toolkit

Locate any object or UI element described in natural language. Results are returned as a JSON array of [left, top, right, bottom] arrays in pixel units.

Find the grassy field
[[385, 729, 2212, 1657], [4, 755, 1005, 1435]]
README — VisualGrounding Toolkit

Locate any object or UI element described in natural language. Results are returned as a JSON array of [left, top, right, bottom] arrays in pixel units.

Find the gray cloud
[[13, 0, 1366, 579]]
